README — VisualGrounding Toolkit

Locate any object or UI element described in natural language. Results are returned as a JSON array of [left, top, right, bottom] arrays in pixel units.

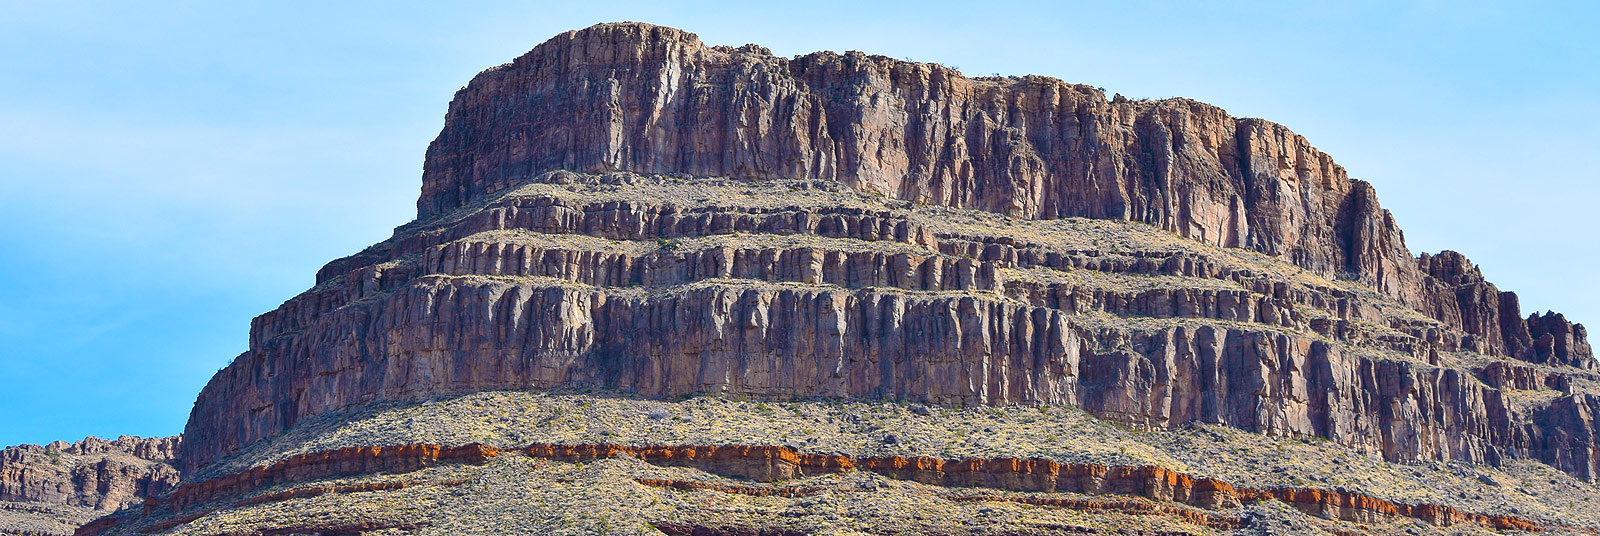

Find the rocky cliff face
[[419, 23, 1417, 297], [0, 436, 180, 535], [0, 436, 179, 510], [178, 22, 1596, 485], [417, 22, 1589, 367]]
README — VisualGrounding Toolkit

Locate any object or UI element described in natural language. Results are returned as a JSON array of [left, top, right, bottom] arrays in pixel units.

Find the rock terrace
[[57, 20, 1597, 536]]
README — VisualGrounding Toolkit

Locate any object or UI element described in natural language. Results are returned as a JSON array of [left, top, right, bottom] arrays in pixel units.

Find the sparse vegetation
[[165, 170, 1600, 535], [186, 388, 1600, 532]]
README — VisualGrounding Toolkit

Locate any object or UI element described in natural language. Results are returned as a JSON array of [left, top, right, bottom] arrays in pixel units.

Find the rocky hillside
[[0, 436, 179, 536], [71, 21, 1600, 536], [80, 392, 1600, 535], [179, 22, 1595, 479]]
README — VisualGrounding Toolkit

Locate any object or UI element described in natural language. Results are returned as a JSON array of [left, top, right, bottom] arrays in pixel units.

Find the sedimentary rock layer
[[413, 21, 1592, 358], [149, 444, 497, 512], [103, 443, 1543, 535], [416, 20, 1592, 366], [521, 443, 1539, 530], [0, 436, 180, 512], [419, 24, 1417, 295], [178, 21, 1595, 488], [180, 175, 1600, 482]]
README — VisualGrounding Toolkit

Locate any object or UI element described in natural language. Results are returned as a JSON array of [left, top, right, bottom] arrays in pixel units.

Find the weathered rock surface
[[147, 443, 495, 513], [177, 21, 1596, 491], [181, 174, 1600, 483], [1419, 250, 1594, 369], [419, 21, 1592, 366], [0, 436, 179, 511], [418, 24, 1417, 295], [0, 436, 180, 536], [92, 442, 1544, 535]]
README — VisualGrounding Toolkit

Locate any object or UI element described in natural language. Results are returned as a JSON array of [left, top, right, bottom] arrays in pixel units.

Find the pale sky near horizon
[[1, 1, 1596, 448]]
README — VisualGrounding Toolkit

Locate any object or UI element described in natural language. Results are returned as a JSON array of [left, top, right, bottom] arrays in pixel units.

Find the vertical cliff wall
[[413, 22, 1589, 365], [177, 23, 1594, 480], [0, 436, 180, 535], [418, 23, 1415, 298], [0, 436, 178, 510]]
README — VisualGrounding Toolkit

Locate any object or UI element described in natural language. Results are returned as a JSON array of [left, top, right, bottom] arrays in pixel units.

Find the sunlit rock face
[[177, 22, 1594, 482], [0, 436, 179, 510], [419, 23, 1406, 290], [0, 436, 180, 536]]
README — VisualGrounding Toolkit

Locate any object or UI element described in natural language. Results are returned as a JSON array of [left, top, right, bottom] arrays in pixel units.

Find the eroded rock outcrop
[[523, 443, 1539, 530], [1418, 251, 1594, 369], [413, 22, 1587, 353], [418, 24, 1415, 294], [150, 444, 497, 512], [180, 176, 1600, 481], [0, 437, 180, 536], [0, 436, 180, 512], [417, 21, 1591, 365], [104, 442, 1545, 534], [177, 22, 1596, 488]]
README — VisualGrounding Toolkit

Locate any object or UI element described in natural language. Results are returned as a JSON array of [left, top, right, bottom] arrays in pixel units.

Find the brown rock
[[174, 22, 1597, 488], [105, 442, 1547, 534], [148, 443, 497, 513], [0, 436, 179, 512], [419, 23, 1412, 296], [0, 435, 180, 535]]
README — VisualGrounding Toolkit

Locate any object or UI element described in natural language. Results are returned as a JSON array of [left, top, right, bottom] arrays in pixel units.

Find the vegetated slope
[[86, 392, 1600, 535], [0, 436, 179, 536], [88, 20, 1600, 536]]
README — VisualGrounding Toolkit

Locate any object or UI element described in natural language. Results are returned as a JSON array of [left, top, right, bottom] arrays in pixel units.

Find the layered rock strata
[[101, 442, 1545, 535], [179, 22, 1595, 489], [419, 24, 1420, 296], [182, 173, 1600, 482], [524, 443, 1540, 530], [0, 436, 179, 510], [149, 444, 496, 512], [414, 20, 1590, 360], [0, 436, 180, 536]]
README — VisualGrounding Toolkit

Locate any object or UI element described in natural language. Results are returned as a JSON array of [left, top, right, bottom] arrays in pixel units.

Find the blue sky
[[1, 1, 1595, 448]]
